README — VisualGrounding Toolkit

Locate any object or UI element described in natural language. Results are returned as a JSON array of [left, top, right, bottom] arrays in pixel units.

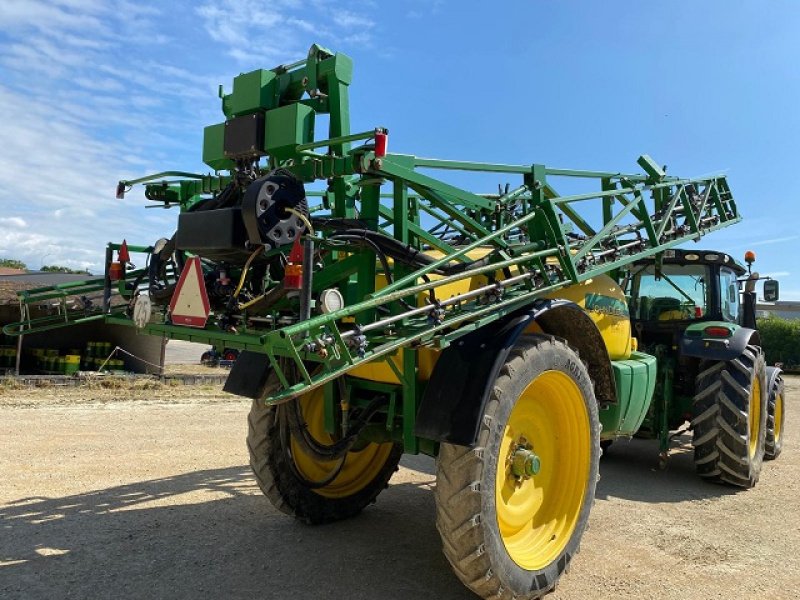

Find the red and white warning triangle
[[169, 256, 210, 328]]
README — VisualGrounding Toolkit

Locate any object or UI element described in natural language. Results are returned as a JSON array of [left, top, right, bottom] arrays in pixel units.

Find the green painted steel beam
[[379, 156, 496, 211], [296, 129, 378, 152], [10, 44, 746, 424], [119, 171, 207, 187], [104, 317, 269, 350], [412, 157, 648, 182], [414, 157, 532, 174], [376, 204, 464, 260], [2, 312, 112, 336]]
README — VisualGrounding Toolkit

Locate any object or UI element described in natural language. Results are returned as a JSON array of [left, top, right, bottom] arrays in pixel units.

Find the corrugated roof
[[0, 272, 93, 285], [0, 272, 95, 305], [0, 272, 130, 318]]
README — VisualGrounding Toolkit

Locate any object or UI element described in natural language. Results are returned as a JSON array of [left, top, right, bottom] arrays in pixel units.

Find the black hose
[[318, 221, 496, 275], [188, 181, 237, 212], [148, 235, 184, 302], [283, 394, 388, 462], [279, 404, 347, 489], [279, 391, 387, 489], [328, 234, 415, 310]]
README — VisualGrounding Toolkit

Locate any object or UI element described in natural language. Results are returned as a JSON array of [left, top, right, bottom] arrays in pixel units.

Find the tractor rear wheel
[[765, 368, 785, 460], [247, 381, 402, 524], [435, 335, 600, 600], [691, 345, 767, 487]]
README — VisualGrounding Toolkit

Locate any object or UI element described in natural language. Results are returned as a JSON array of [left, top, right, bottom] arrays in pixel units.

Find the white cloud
[[0, 217, 28, 228], [749, 235, 800, 247], [0, 1, 110, 35], [774, 288, 800, 301], [406, 0, 445, 19], [0, 1, 188, 272], [195, 2, 285, 50], [0, 0, 383, 273], [195, 0, 378, 64], [0, 229, 99, 271], [333, 11, 375, 29]]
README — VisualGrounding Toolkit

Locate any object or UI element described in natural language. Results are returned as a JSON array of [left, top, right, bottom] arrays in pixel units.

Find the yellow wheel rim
[[748, 376, 762, 459], [495, 370, 591, 571], [774, 392, 784, 443], [290, 387, 394, 499]]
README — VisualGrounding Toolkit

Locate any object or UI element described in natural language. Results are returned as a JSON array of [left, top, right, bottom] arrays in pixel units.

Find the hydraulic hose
[[283, 394, 388, 462], [148, 235, 185, 302], [279, 394, 388, 489], [317, 220, 495, 275], [279, 404, 347, 489], [328, 233, 415, 310]]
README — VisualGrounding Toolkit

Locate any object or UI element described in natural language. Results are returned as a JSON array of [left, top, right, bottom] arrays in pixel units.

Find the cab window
[[720, 268, 740, 322], [630, 264, 709, 321]]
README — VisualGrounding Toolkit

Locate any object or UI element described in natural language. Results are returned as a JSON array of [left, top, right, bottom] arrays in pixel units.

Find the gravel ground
[[0, 377, 797, 599], [164, 340, 210, 365]]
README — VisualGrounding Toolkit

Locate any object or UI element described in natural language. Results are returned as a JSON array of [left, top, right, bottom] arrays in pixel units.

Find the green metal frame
[[6, 46, 742, 454]]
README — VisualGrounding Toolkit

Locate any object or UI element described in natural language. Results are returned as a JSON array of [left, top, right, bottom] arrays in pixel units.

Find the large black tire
[[247, 387, 402, 524], [434, 335, 600, 600], [765, 367, 785, 460], [691, 345, 767, 488], [600, 439, 614, 457]]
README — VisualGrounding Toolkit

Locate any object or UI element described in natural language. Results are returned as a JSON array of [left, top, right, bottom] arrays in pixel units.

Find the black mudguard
[[223, 350, 274, 400], [680, 326, 761, 362], [414, 299, 616, 447], [766, 365, 783, 394]]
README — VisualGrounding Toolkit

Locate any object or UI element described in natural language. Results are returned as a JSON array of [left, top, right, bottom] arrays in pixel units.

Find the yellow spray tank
[[352, 262, 633, 384], [543, 274, 633, 360], [543, 275, 656, 441]]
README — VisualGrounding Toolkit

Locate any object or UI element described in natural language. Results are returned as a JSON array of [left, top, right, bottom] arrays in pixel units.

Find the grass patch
[[84, 375, 164, 391], [0, 377, 25, 395]]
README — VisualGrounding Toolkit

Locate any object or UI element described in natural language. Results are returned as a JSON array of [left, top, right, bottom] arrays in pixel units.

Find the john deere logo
[[585, 293, 628, 317]]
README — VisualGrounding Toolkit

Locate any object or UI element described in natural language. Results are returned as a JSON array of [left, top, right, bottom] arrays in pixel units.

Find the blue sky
[[1, 1, 798, 299]]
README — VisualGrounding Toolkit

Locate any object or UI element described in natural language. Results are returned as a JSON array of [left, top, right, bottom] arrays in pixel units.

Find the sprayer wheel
[[247, 381, 401, 524]]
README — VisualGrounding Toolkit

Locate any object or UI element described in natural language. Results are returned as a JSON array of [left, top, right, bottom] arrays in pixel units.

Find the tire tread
[[691, 345, 766, 487]]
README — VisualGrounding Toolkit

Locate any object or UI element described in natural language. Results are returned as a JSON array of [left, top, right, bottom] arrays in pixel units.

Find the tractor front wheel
[[247, 381, 402, 524], [691, 345, 767, 487], [435, 335, 600, 600]]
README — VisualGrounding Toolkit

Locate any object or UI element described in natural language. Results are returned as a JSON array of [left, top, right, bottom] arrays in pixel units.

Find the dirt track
[[1, 377, 798, 599]]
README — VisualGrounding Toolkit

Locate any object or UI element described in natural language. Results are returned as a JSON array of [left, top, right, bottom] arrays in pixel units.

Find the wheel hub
[[509, 438, 541, 480]]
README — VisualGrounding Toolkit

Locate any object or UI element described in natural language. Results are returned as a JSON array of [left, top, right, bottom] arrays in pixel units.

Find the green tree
[[757, 316, 800, 368], [41, 265, 91, 275], [0, 258, 27, 270]]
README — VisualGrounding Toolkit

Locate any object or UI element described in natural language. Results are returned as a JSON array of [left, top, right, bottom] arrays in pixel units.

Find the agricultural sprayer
[[5, 44, 785, 599]]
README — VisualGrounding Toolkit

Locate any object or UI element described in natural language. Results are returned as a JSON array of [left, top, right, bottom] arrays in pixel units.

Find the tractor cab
[[627, 249, 741, 326], [623, 248, 779, 428], [623, 248, 777, 351]]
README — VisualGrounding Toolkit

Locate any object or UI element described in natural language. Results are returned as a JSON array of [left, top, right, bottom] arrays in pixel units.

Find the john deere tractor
[[618, 248, 784, 479], [5, 45, 785, 599]]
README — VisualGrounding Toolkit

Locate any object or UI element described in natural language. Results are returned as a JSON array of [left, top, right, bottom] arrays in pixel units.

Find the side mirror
[[763, 279, 779, 302]]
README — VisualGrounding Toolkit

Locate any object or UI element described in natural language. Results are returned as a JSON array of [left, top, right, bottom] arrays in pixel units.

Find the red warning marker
[[283, 237, 304, 290], [169, 257, 210, 328], [118, 240, 130, 263]]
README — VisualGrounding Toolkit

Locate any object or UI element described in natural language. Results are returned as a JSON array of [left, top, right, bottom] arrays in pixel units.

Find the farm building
[[757, 301, 800, 320], [0, 271, 164, 375]]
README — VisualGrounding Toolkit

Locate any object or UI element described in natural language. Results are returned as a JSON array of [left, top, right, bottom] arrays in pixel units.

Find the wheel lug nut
[[525, 453, 541, 476], [510, 446, 540, 479]]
